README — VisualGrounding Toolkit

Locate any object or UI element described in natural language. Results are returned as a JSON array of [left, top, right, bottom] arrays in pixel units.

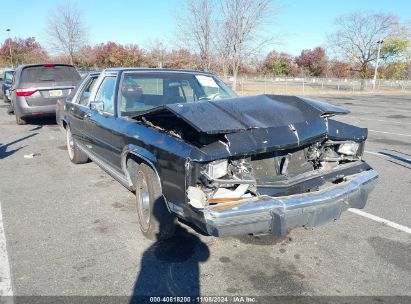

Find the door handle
[[84, 113, 91, 118]]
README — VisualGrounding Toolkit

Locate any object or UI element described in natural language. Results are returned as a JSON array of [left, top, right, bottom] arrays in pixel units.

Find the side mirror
[[89, 101, 104, 113]]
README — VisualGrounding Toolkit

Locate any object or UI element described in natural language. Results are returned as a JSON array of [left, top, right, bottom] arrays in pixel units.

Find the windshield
[[120, 72, 236, 116]]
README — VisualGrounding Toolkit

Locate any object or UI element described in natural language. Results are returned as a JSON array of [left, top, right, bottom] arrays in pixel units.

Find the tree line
[[0, 0, 410, 86]]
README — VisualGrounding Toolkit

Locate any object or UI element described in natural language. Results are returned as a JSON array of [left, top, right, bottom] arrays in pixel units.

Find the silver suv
[[9, 64, 81, 125]]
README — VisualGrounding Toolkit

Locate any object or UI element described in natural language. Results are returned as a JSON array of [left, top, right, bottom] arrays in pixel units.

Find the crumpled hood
[[137, 94, 349, 134]]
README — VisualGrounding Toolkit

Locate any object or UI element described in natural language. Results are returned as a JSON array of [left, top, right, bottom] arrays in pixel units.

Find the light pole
[[372, 39, 384, 90], [6, 28, 13, 68]]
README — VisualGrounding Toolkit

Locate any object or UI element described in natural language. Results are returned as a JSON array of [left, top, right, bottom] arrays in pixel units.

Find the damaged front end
[[134, 94, 378, 237], [186, 139, 377, 237]]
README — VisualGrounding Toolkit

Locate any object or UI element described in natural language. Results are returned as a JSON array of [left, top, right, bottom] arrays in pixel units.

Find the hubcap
[[66, 129, 74, 159], [137, 174, 151, 229]]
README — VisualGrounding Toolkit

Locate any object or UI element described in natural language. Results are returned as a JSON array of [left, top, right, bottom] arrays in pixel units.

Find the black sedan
[[59, 68, 378, 240]]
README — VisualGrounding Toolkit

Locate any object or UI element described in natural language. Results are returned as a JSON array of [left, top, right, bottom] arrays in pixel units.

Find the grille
[[250, 148, 314, 180]]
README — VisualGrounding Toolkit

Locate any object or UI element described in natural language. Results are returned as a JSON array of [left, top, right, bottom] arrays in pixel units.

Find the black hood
[[137, 94, 349, 134], [135, 95, 364, 161]]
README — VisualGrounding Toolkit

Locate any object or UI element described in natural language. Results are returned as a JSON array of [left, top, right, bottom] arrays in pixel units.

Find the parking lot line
[[368, 130, 411, 137], [0, 202, 13, 296], [344, 117, 411, 125], [348, 208, 411, 234]]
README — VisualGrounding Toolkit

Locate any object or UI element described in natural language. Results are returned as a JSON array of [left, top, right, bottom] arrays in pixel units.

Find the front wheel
[[135, 163, 176, 240], [66, 126, 88, 164]]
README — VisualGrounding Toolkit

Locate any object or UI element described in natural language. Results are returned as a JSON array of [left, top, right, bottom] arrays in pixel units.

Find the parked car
[[1, 69, 14, 102], [60, 68, 378, 240], [8, 64, 81, 124], [56, 71, 100, 129]]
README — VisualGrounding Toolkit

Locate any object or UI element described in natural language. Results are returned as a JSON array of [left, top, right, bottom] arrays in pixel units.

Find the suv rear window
[[21, 65, 80, 83]]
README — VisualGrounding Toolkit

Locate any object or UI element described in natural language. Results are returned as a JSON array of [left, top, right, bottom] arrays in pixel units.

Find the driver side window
[[95, 76, 116, 114]]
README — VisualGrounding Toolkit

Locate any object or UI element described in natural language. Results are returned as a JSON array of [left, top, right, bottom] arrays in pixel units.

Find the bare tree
[[219, 0, 274, 90], [46, 1, 87, 65], [176, 0, 214, 70], [328, 12, 399, 89], [146, 39, 167, 68]]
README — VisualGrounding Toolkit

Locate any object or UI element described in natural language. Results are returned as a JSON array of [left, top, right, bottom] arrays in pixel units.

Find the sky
[[1, 0, 410, 56]]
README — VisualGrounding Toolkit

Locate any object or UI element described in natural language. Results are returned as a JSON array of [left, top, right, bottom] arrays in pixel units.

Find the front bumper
[[204, 169, 378, 237]]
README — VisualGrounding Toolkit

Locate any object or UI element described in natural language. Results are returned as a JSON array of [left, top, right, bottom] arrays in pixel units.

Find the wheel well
[[125, 153, 160, 192]]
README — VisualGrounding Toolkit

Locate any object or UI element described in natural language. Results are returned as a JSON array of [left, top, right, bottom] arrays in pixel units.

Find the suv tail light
[[16, 88, 38, 97]]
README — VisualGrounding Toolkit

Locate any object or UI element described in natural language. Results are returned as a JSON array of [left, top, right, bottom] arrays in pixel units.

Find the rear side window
[[95, 77, 116, 114], [78, 77, 98, 106], [5, 71, 13, 81], [21, 65, 80, 83]]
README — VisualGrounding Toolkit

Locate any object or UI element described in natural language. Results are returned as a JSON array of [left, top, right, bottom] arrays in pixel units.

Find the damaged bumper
[[203, 169, 378, 237]]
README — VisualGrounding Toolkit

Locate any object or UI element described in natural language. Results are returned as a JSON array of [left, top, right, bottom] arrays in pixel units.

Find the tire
[[66, 126, 88, 164], [15, 115, 26, 125], [7, 100, 14, 115], [134, 163, 176, 241]]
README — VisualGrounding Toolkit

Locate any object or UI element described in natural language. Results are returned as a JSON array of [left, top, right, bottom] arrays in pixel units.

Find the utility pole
[[372, 39, 384, 90], [6, 28, 13, 68]]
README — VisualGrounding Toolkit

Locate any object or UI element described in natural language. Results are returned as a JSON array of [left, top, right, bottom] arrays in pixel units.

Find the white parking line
[[348, 208, 411, 234], [365, 150, 411, 162], [0, 202, 13, 296], [345, 117, 411, 125], [368, 130, 411, 137]]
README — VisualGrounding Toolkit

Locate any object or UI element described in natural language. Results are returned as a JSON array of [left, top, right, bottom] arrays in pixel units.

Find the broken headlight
[[206, 159, 228, 179], [337, 142, 360, 156]]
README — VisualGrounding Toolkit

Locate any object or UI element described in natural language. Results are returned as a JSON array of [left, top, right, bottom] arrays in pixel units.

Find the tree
[[165, 49, 197, 69], [46, 1, 88, 65], [295, 47, 328, 77], [146, 39, 167, 68], [263, 51, 296, 76], [93, 42, 145, 68], [0, 37, 48, 66], [176, 0, 214, 70], [329, 60, 352, 78], [219, 0, 274, 90], [328, 11, 406, 89]]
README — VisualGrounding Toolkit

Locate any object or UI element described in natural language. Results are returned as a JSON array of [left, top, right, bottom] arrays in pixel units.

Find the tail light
[[43, 64, 55, 67], [16, 88, 38, 97]]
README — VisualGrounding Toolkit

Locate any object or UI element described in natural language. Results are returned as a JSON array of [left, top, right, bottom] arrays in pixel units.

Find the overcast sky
[[1, 0, 410, 55]]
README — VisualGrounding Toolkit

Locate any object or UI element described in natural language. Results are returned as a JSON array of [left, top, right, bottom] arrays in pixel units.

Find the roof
[[103, 67, 216, 76]]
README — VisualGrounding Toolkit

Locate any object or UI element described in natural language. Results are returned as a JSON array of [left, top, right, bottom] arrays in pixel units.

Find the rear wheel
[[66, 126, 88, 164], [134, 163, 176, 240], [7, 100, 14, 115], [15, 115, 26, 125]]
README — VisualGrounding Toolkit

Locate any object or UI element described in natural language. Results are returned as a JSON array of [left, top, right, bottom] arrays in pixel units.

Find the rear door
[[18, 64, 81, 107], [66, 75, 99, 146]]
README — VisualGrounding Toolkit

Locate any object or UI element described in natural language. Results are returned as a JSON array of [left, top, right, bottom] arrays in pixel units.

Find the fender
[[121, 144, 161, 190]]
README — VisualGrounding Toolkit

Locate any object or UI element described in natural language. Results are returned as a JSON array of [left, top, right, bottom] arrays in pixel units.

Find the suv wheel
[[134, 163, 176, 240], [66, 126, 88, 164], [15, 115, 27, 125], [7, 100, 14, 115]]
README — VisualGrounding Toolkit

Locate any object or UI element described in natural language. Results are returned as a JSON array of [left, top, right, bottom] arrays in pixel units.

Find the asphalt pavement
[[0, 94, 410, 299]]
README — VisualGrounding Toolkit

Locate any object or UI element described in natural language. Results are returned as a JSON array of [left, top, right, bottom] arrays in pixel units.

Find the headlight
[[338, 142, 360, 156], [206, 160, 228, 179]]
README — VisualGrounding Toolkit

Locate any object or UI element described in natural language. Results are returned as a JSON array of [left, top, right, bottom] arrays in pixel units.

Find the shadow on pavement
[[130, 199, 210, 303], [0, 133, 39, 160]]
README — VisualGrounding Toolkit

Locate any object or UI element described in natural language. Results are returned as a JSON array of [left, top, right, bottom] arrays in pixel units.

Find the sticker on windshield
[[195, 75, 219, 88]]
